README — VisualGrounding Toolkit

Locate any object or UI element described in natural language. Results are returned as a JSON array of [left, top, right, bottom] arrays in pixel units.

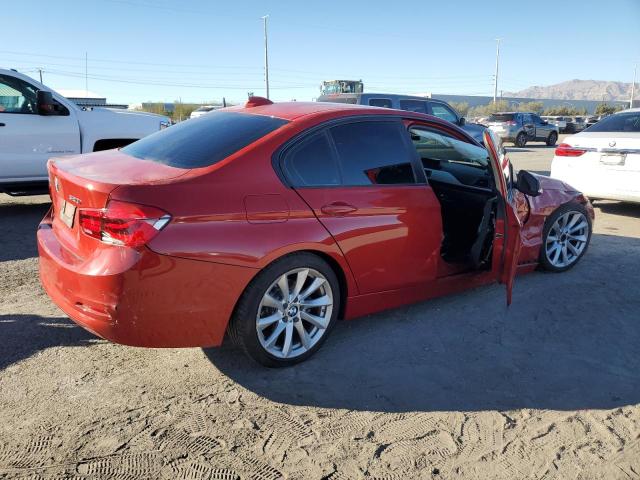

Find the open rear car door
[[484, 129, 522, 305]]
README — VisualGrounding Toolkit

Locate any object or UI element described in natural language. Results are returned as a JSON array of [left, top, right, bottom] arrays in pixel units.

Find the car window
[[533, 115, 544, 124], [123, 111, 289, 168], [399, 100, 428, 114], [330, 121, 417, 186], [522, 114, 533, 124], [489, 113, 514, 122], [587, 112, 640, 132], [0, 74, 38, 114], [282, 131, 340, 187], [409, 127, 492, 188], [368, 98, 392, 108], [430, 104, 458, 123]]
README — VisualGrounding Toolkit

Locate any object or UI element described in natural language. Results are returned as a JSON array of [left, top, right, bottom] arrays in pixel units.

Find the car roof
[[224, 100, 481, 146], [228, 101, 400, 121]]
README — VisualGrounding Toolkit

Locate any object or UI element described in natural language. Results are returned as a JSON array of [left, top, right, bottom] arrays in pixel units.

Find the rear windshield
[[586, 112, 640, 133], [122, 111, 289, 168], [488, 113, 515, 122]]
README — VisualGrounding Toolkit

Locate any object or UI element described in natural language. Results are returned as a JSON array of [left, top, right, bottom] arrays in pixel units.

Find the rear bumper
[[38, 212, 257, 348], [551, 158, 640, 203]]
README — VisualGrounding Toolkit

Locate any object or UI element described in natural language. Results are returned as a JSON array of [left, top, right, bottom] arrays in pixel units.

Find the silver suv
[[487, 112, 559, 147]]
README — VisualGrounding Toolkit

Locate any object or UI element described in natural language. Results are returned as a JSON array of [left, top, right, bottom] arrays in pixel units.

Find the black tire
[[515, 132, 527, 148], [228, 252, 341, 367], [546, 131, 558, 146], [539, 202, 592, 273]]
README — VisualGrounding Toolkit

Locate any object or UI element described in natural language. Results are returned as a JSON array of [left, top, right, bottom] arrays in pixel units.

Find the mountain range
[[504, 80, 634, 101]]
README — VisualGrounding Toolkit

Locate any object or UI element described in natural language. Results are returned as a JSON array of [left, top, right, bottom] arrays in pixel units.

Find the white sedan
[[551, 108, 640, 203]]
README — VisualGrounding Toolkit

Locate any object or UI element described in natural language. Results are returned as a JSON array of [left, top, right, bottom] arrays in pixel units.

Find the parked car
[[0, 68, 171, 196], [565, 116, 586, 133], [39, 98, 594, 366], [487, 112, 559, 147], [316, 92, 486, 143], [551, 108, 640, 203], [542, 116, 568, 132], [585, 115, 601, 128], [190, 105, 219, 119]]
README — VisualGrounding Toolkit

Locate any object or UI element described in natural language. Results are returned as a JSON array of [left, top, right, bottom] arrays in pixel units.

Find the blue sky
[[4, 0, 639, 104]]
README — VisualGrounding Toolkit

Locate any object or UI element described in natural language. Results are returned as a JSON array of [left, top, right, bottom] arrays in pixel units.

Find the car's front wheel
[[546, 131, 558, 146], [539, 203, 592, 272], [229, 253, 340, 367]]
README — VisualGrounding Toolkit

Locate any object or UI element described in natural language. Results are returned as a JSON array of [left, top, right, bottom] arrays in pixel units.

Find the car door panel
[[0, 114, 80, 182], [282, 118, 443, 295], [295, 186, 442, 294], [522, 114, 535, 139], [483, 129, 522, 305]]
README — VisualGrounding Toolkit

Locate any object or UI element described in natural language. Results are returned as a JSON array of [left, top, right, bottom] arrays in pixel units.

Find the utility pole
[[631, 64, 637, 109], [493, 38, 501, 104], [85, 52, 88, 97], [262, 15, 270, 99], [38, 68, 43, 84]]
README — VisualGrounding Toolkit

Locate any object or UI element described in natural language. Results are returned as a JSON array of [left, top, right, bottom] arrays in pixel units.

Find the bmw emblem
[[609, 140, 616, 147]]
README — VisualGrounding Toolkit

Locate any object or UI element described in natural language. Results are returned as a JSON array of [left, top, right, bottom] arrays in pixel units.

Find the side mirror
[[37, 90, 55, 115], [516, 170, 541, 197], [458, 117, 466, 127]]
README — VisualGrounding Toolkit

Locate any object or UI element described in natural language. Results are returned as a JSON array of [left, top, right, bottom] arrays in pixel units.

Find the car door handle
[[320, 201, 357, 216]]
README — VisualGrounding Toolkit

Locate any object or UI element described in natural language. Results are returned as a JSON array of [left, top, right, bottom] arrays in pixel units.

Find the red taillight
[[555, 143, 587, 157], [79, 200, 171, 247]]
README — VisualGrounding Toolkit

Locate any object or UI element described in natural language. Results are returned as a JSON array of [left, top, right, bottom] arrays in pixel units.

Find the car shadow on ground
[[0, 196, 51, 262], [205, 233, 640, 413], [594, 200, 640, 218], [0, 314, 99, 370]]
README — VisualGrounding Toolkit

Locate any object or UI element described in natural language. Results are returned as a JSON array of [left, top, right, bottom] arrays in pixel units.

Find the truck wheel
[[546, 131, 558, 146], [515, 132, 527, 148]]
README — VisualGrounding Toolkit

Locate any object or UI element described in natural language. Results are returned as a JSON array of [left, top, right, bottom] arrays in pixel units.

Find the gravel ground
[[1, 136, 639, 479]]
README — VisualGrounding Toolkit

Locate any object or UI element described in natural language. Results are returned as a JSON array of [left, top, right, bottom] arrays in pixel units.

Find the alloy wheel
[[256, 268, 333, 359], [545, 211, 589, 268]]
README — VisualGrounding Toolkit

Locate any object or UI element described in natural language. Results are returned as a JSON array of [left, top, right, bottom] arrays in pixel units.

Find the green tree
[[594, 102, 624, 116], [543, 105, 589, 116], [449, 101, 469, 117], [515, 101, 544, 114], [467, 99, 511, 118]]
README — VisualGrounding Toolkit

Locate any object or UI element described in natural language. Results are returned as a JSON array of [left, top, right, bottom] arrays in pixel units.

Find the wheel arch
[[224, 247, 353, 351]]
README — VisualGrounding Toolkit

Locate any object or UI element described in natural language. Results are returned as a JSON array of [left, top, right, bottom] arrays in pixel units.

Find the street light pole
[[631, 64, 637, 109], [262, 15, 270, 99], [493, 39, 501, 104], [85, 52, 88, 97]]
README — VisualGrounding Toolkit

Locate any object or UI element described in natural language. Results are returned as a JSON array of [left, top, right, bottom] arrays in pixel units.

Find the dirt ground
[[1, 137, 639, 479]]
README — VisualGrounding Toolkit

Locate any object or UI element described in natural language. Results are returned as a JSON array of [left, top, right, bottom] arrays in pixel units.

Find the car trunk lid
[[48, 149, 187, 258]]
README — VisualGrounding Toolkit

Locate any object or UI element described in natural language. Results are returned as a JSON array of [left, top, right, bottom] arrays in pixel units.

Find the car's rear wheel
[[546, 131, 558, 146], [539, 203, 592, 272], [515, 132, 527, 148], [229, 253, 340, 367]]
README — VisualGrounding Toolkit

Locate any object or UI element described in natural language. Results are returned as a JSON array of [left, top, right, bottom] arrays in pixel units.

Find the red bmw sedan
[[38, 98, 594, 366]]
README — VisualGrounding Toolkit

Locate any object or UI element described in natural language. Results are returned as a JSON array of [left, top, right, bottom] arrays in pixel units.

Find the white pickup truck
[[0, 68, 171, 195]]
